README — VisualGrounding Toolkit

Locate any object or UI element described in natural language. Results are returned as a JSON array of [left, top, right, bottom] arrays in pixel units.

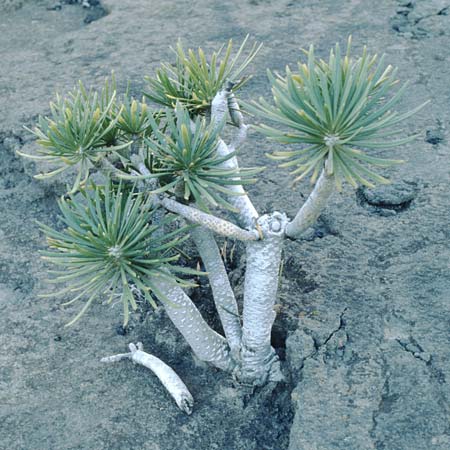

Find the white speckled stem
[[211, 89, 229, 132], [152, 277, 235, 372], [101, 342, 194, 414], [286, 170, 335, 239], [227, 91, 244, 127], [210, 89, 259, 229], [160, 197, 259, 241], [209, 90, 258, 227], [216, 138, 259, 230], [190, 226, 242, 357], [237, 212, 288, 385], [227, 92, 248, 152]]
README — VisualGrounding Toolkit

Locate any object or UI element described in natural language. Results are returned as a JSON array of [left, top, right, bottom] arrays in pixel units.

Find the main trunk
[[236, 212, 288, 385]]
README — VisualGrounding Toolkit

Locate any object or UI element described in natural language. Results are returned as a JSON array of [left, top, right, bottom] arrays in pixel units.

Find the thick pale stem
[[101, 342, 194, 414], [160, 197, 259, 241], [152, 277, 235, 372], [210, 89, 259, 229], [190, 226, 242, 357], [237, 212, 288, 385], [216, 139, 259, 229], [227, 92, 248, 152], [130, 134, 141, 155], [210, 89, 229, 132], [285, 170, 335, 239]]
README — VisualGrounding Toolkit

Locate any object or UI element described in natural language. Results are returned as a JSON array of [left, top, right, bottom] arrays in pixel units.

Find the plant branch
[[285, 169, 335, 239], [101, 342, 194, 414], [227, 91, 248, 151], [210, 88, 259, 229], [211, 89, 229, 132], [152, 277, 235, 371], [159, 197, 259, 241], [190, 226, 242, 357], [216, 138, 259, 230]]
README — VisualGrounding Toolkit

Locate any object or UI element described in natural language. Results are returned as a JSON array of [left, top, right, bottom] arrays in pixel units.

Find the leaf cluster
[[137, 105, 261, 212], [247, 37, 427, 189], [144, 36, 262, 115], [19, 80, 133, 193], [40, 182, 198, 326], [115, 94, 156, 137], [19, 78, 162, 194]]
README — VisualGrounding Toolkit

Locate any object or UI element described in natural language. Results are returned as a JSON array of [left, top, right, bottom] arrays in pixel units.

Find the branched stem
[[210, 89, 259, 229], [159, 197, 259, 241], [285, 169, 335, 239], [152, 277, 235, 372], [191, 226, 242, 357], [227, 91, 248, 152], [210, 89, 229, 132], [236, 212, 288, 385]]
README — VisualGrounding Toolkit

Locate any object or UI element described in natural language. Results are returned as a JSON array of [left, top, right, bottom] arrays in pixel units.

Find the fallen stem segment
[[285, 170, 335, 239], [101, 342, 194, 414], [160, 197, 259, 241], [153, 277, 235, 372], [237, 212, 288, 385], [191, 226, 242, 357]]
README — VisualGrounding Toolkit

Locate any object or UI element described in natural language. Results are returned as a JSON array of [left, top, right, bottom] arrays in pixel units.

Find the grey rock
[[358, 180, 418, 211], [426, 129, 445, 145]]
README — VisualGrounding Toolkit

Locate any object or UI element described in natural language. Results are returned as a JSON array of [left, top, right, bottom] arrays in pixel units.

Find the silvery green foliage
[[142, 105, 262, 212], [144, 35, 262, 115], [19, 80, 130, 193], [247, 37, 427, 189], [40, 181, 198, 327]]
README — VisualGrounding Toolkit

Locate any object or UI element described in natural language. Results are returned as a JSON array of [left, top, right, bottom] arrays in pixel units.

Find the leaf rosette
[[115, 94, 155, 138], [144, 35, 262, 115], [247, 37, 427, 189], [136, 105, 262, 212], [20, 80, 131, 193], [40, 181, 198, 327]]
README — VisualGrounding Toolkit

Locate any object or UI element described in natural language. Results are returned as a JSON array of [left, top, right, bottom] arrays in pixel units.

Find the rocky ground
[[0, 1, 449, 449]]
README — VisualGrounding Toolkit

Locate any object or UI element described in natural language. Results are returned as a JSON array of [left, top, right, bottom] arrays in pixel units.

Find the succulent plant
[[247, 37, 427, 189], [19, 38, 427, 409], [115, 94, 155, 138]]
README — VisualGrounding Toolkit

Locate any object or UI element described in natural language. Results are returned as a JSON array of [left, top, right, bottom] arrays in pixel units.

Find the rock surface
[[0, 1, 449, 449]]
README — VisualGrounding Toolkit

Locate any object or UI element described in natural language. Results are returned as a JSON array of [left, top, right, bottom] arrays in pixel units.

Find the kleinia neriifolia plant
[[20, 37, 426, 414]]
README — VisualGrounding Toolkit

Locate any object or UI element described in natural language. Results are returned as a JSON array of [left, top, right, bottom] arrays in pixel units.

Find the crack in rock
[[391, 1, 450, 38], [396, 337, 446, 385], [320, 308, 347, 347], [396, 337, 431, 363], [370, 357, 392, 449], [301, 308, 348, 370]]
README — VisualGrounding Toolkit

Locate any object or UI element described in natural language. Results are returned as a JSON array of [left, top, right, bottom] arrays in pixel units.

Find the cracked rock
[[286, 328, 315, 374]]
